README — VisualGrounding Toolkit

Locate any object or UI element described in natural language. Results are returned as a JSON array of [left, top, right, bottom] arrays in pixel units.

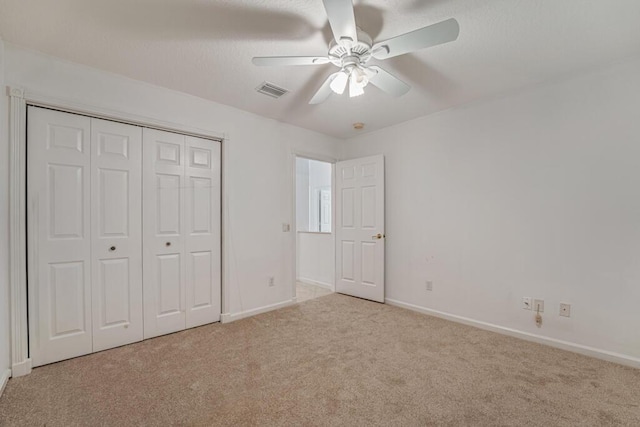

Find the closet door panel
[[185, 136, 221, 328], [28, 107, 93, 367], [91, 118, 143, 352], [143, 129, 187, 338]]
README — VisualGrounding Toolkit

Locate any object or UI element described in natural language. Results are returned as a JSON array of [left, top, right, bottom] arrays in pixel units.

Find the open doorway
[[295, 156, 335, 303]]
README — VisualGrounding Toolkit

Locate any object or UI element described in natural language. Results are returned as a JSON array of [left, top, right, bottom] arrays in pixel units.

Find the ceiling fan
[[252, 0, 460, 104]]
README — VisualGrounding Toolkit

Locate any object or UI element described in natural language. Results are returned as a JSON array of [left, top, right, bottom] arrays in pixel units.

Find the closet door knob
[[109, 246, 116, 251], [166, 242, 171, 247]]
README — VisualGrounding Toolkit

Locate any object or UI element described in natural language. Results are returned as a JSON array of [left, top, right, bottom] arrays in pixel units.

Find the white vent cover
[[256, 82, 289, 98]]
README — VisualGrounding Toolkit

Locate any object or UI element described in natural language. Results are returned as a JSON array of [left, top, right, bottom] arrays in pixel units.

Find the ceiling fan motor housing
[[328, 28, 373, 68]]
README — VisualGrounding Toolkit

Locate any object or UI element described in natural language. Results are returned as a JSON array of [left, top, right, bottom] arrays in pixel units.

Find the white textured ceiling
[[1, 0, 639, 138]]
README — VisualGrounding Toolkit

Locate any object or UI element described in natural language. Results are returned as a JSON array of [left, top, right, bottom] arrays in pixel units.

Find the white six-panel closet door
[[90, 118, 143, 352], [143, 129, 187, 338], [142, 129, 221, 339], [28, 107, 93, 367], [185, 136, 221, 328]]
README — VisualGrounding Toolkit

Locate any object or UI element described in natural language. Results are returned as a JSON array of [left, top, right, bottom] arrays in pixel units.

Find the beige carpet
[[296, 281, 333, 303], [1, 293, 639, 426]]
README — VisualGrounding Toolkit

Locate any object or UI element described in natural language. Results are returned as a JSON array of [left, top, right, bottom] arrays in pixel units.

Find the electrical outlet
[[559, 303, 571, 317], [533, 299, 544, 313], [522, 297, 532, 310], [268, 276, 275, 287], [426, 281, 433, 291]]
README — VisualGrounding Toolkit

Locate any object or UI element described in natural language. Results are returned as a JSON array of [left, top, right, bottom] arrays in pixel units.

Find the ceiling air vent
[[256, 82, 289, 99]]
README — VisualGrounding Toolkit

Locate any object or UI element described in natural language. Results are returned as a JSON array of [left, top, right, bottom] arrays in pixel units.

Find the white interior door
[[28, 107, 93, 366], [184, 136, 221, 328], [335, 155, 385, 302], [91, 118, 143, 351], [143, 128, 187, 338]]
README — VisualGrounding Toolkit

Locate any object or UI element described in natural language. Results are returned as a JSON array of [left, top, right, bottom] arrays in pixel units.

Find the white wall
[[342, 57, 640, 363], [0, 39, 12, 382], [0, 43, 341, 333], [297, 232, 334, 288]]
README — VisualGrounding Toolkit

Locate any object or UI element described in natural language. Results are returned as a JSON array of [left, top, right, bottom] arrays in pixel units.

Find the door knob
[[109, 246, 116, 251], [166, 242, 171, 247], [372, 233, 385, 240]]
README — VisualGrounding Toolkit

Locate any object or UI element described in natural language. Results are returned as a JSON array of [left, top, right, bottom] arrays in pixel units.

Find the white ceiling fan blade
[[322, 0, 358, 46], [309, 72, 339, 104], [252, 56, 331, 66], [372, 18, 459, 60], [366, 66, 410, 97]]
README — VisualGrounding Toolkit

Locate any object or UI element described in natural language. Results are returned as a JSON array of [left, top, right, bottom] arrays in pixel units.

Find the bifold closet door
[[143, 129, 187, 338], [184, 136, 221, 328], [28, 107, 220, 364], [28, 107, 93, 367], [142, 129, 221, 339], [28, 108, 144, 366], [90, 118, 143, 352]]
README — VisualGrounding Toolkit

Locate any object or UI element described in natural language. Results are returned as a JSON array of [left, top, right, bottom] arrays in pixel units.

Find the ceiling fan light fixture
[[330, 71, 349, 95], [349, 73, 365, 98], [351, 66, 369, 87]]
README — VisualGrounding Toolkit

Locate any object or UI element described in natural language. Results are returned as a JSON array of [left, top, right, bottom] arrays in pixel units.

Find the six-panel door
[[335, 155, 385, 303]]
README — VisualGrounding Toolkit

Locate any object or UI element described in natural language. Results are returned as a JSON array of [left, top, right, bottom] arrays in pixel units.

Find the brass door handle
[[372, 233, 385, 240]]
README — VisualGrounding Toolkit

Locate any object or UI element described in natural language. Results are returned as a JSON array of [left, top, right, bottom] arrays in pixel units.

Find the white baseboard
[[297, 277, 334, 291], [385, 298, 640, 369], [0, 369, 10, 398], [11, 359, 31, 377], [220, 299, 295, 323]]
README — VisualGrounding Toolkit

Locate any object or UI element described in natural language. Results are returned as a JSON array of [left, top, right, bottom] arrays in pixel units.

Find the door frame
[[290, 151, 337, 301], [7, 86, 227, 377]]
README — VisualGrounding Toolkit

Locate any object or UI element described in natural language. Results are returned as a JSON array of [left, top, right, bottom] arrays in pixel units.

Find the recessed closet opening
[[294, 156, 335, 303], [26, 105, 222, 367]]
